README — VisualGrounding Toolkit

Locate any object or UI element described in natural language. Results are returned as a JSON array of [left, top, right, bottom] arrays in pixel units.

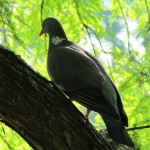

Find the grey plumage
[[39, 17, 134, 147]]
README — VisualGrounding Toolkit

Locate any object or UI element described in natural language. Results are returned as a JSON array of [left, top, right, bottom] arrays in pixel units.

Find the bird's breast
[[47, 51, 84, 90]]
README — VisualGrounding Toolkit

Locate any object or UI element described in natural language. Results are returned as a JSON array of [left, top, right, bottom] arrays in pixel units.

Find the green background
[[0, 0, 150, 149]]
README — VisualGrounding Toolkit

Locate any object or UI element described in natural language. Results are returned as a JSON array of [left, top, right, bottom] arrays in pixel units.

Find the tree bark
[[0, 45, 132, 150]]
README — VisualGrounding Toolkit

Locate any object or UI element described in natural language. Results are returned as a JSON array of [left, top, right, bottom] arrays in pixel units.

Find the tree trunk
[[0, 45, 132, 150]]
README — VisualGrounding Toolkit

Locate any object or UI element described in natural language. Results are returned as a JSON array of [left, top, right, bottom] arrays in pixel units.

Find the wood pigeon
[[39, 17, 134, 147]]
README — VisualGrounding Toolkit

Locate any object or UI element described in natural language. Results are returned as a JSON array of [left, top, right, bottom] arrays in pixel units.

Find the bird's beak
[[39, 29, 44, 37]]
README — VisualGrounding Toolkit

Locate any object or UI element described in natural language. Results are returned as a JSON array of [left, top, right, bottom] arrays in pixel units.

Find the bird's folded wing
[[65, 88, 120, 120]]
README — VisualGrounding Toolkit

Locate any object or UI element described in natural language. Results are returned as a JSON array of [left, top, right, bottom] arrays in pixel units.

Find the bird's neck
[[48, 27, 68, 52], [48, 35, 66, 54], [48, 26, 67, 40], [50, 36, 66, 46], [48, 28, 67, 46]]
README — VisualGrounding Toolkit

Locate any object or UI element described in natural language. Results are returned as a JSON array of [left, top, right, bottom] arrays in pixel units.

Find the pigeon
[[39, 17, 134, 147]]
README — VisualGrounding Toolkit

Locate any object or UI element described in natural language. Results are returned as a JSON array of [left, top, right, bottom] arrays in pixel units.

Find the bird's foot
[[83, 109, 91, 123]]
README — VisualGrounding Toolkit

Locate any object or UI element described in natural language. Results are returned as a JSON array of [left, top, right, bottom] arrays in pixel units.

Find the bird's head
[[39, 17, 67, 39]]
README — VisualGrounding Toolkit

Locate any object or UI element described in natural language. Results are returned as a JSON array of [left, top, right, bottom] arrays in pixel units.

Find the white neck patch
[[51, 36, 65, 45]]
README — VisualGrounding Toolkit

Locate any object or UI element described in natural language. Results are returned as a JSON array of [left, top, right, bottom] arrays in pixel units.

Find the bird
[[39, 17, 134, 147]]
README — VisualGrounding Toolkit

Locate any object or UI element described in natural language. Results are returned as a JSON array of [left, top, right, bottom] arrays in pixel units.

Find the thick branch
[[0, 45, 115, 150]]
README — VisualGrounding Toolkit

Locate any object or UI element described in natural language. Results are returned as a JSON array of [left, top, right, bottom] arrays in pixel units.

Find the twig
[[90, 28, 107, 54], [0, 15, 7, 45], [73, 0, 83, 23], [40, 0, 47, 52], [44, 34, 47, 52], [73, 0, 114, 78], [106, 59, 115, 82], [73, 0, 107, 56], [116, 0, 130, 54], [0, 133, 13, 150], [144, 0, 150, 23], [84, 24, 97, 56], [40, 0, 44, 23], [83, 24, 108, 54], [120, 74, 136, 90], [127, 125, 150, 131], [73, 0, 96, 56]]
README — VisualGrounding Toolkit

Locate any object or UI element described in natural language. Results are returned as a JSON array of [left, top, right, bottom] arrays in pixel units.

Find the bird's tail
[[101, 115, 134, 147]]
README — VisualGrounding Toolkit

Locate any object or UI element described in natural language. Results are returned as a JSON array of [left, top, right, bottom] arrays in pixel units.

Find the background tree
[[0, 0, 150, 149]]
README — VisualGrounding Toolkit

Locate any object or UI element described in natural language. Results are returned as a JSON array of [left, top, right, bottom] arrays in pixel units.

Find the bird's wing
[[79, 47, 128, 126], [52, 44, 120, 120], [50, 45, 105, 89], [65, 88, 120, 120]]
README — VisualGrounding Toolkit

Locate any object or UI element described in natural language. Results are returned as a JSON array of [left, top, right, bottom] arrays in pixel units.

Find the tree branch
[[40, 0, 44, 23], [84, 25, 97, 56], [116, 0, 130, 53], [73, 0, 107, 55], [0, 133, 13, 150], [83, 24, 108, 54], [127, 125, 150, 131], [144, 0, 150, 24]]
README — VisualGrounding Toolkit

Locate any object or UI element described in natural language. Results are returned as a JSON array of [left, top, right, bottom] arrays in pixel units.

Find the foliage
[[0, 0, 150, 149], [0, 123, 32, 150]]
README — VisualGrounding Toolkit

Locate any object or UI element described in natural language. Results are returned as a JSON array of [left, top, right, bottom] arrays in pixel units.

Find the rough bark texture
[[0, 45, 133, 150]]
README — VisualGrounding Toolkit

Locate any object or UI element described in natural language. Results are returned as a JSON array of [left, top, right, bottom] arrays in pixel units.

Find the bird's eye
[[42, 22, 46, 28]]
